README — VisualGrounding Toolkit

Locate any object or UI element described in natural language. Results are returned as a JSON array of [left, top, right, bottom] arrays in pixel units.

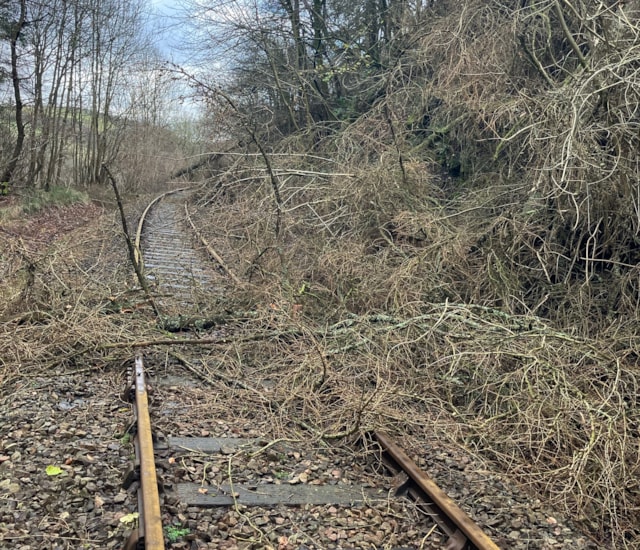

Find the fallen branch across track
[[116, 355, 500, 550]]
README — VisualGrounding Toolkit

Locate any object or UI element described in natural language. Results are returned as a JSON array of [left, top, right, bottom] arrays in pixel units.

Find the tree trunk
[[1, 0, 27, 187]]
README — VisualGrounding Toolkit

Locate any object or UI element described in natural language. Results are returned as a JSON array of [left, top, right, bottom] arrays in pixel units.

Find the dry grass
[[0, 205, 151, 386]]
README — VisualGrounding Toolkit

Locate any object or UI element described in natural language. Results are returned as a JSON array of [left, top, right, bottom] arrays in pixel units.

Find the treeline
[[185, 0, 431, 135], [0, 0, 197, 192]]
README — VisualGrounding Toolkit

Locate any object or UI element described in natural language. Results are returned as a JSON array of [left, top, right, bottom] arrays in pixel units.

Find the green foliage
[[22, 186, 89, 214], [165, 525, 190, 543]]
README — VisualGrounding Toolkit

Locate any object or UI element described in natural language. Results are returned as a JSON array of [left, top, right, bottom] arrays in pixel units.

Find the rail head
[[129, 357, 164, 550]]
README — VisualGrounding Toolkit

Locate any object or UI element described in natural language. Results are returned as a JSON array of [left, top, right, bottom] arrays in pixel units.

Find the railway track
[[134, 188, 219, 313], [123, 355, 500, 550], [122, 190, 503, 549]]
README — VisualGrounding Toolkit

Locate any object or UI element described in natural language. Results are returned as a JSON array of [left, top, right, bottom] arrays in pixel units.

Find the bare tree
[[0, 0, 26, 187], [0, 0, 175, 191], [80, 0, 149, 184]]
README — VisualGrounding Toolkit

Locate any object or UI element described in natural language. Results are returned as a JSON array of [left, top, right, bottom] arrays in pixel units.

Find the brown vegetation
[[178, 1, 640, 547]]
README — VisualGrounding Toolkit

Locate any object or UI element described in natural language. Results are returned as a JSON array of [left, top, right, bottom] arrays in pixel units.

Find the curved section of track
[[137, 189, 219, 313]]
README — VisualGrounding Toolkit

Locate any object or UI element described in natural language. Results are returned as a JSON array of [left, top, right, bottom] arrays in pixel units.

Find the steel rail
[[373, 431, 501, 550], [124, 357, 164, 549]]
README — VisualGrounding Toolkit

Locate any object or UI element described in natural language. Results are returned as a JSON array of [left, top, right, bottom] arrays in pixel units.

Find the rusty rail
[[124, 357, 164, 549], [373, 431, 501, 550]]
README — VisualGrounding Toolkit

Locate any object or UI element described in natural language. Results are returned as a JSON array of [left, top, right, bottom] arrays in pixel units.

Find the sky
[[147, 0, 190, 62], [144, 0, 215, 119]]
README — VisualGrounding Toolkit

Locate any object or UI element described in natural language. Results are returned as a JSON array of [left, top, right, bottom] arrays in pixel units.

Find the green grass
[[21, 186, 89, 214], [165, 525, 190, 543]]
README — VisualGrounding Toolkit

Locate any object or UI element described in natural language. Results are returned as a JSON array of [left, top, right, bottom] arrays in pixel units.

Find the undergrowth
[[189, 145, 639, 547], [0, 186, 91, 221], [185, 3, 640, 541], [21, 186, 89, 214]]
